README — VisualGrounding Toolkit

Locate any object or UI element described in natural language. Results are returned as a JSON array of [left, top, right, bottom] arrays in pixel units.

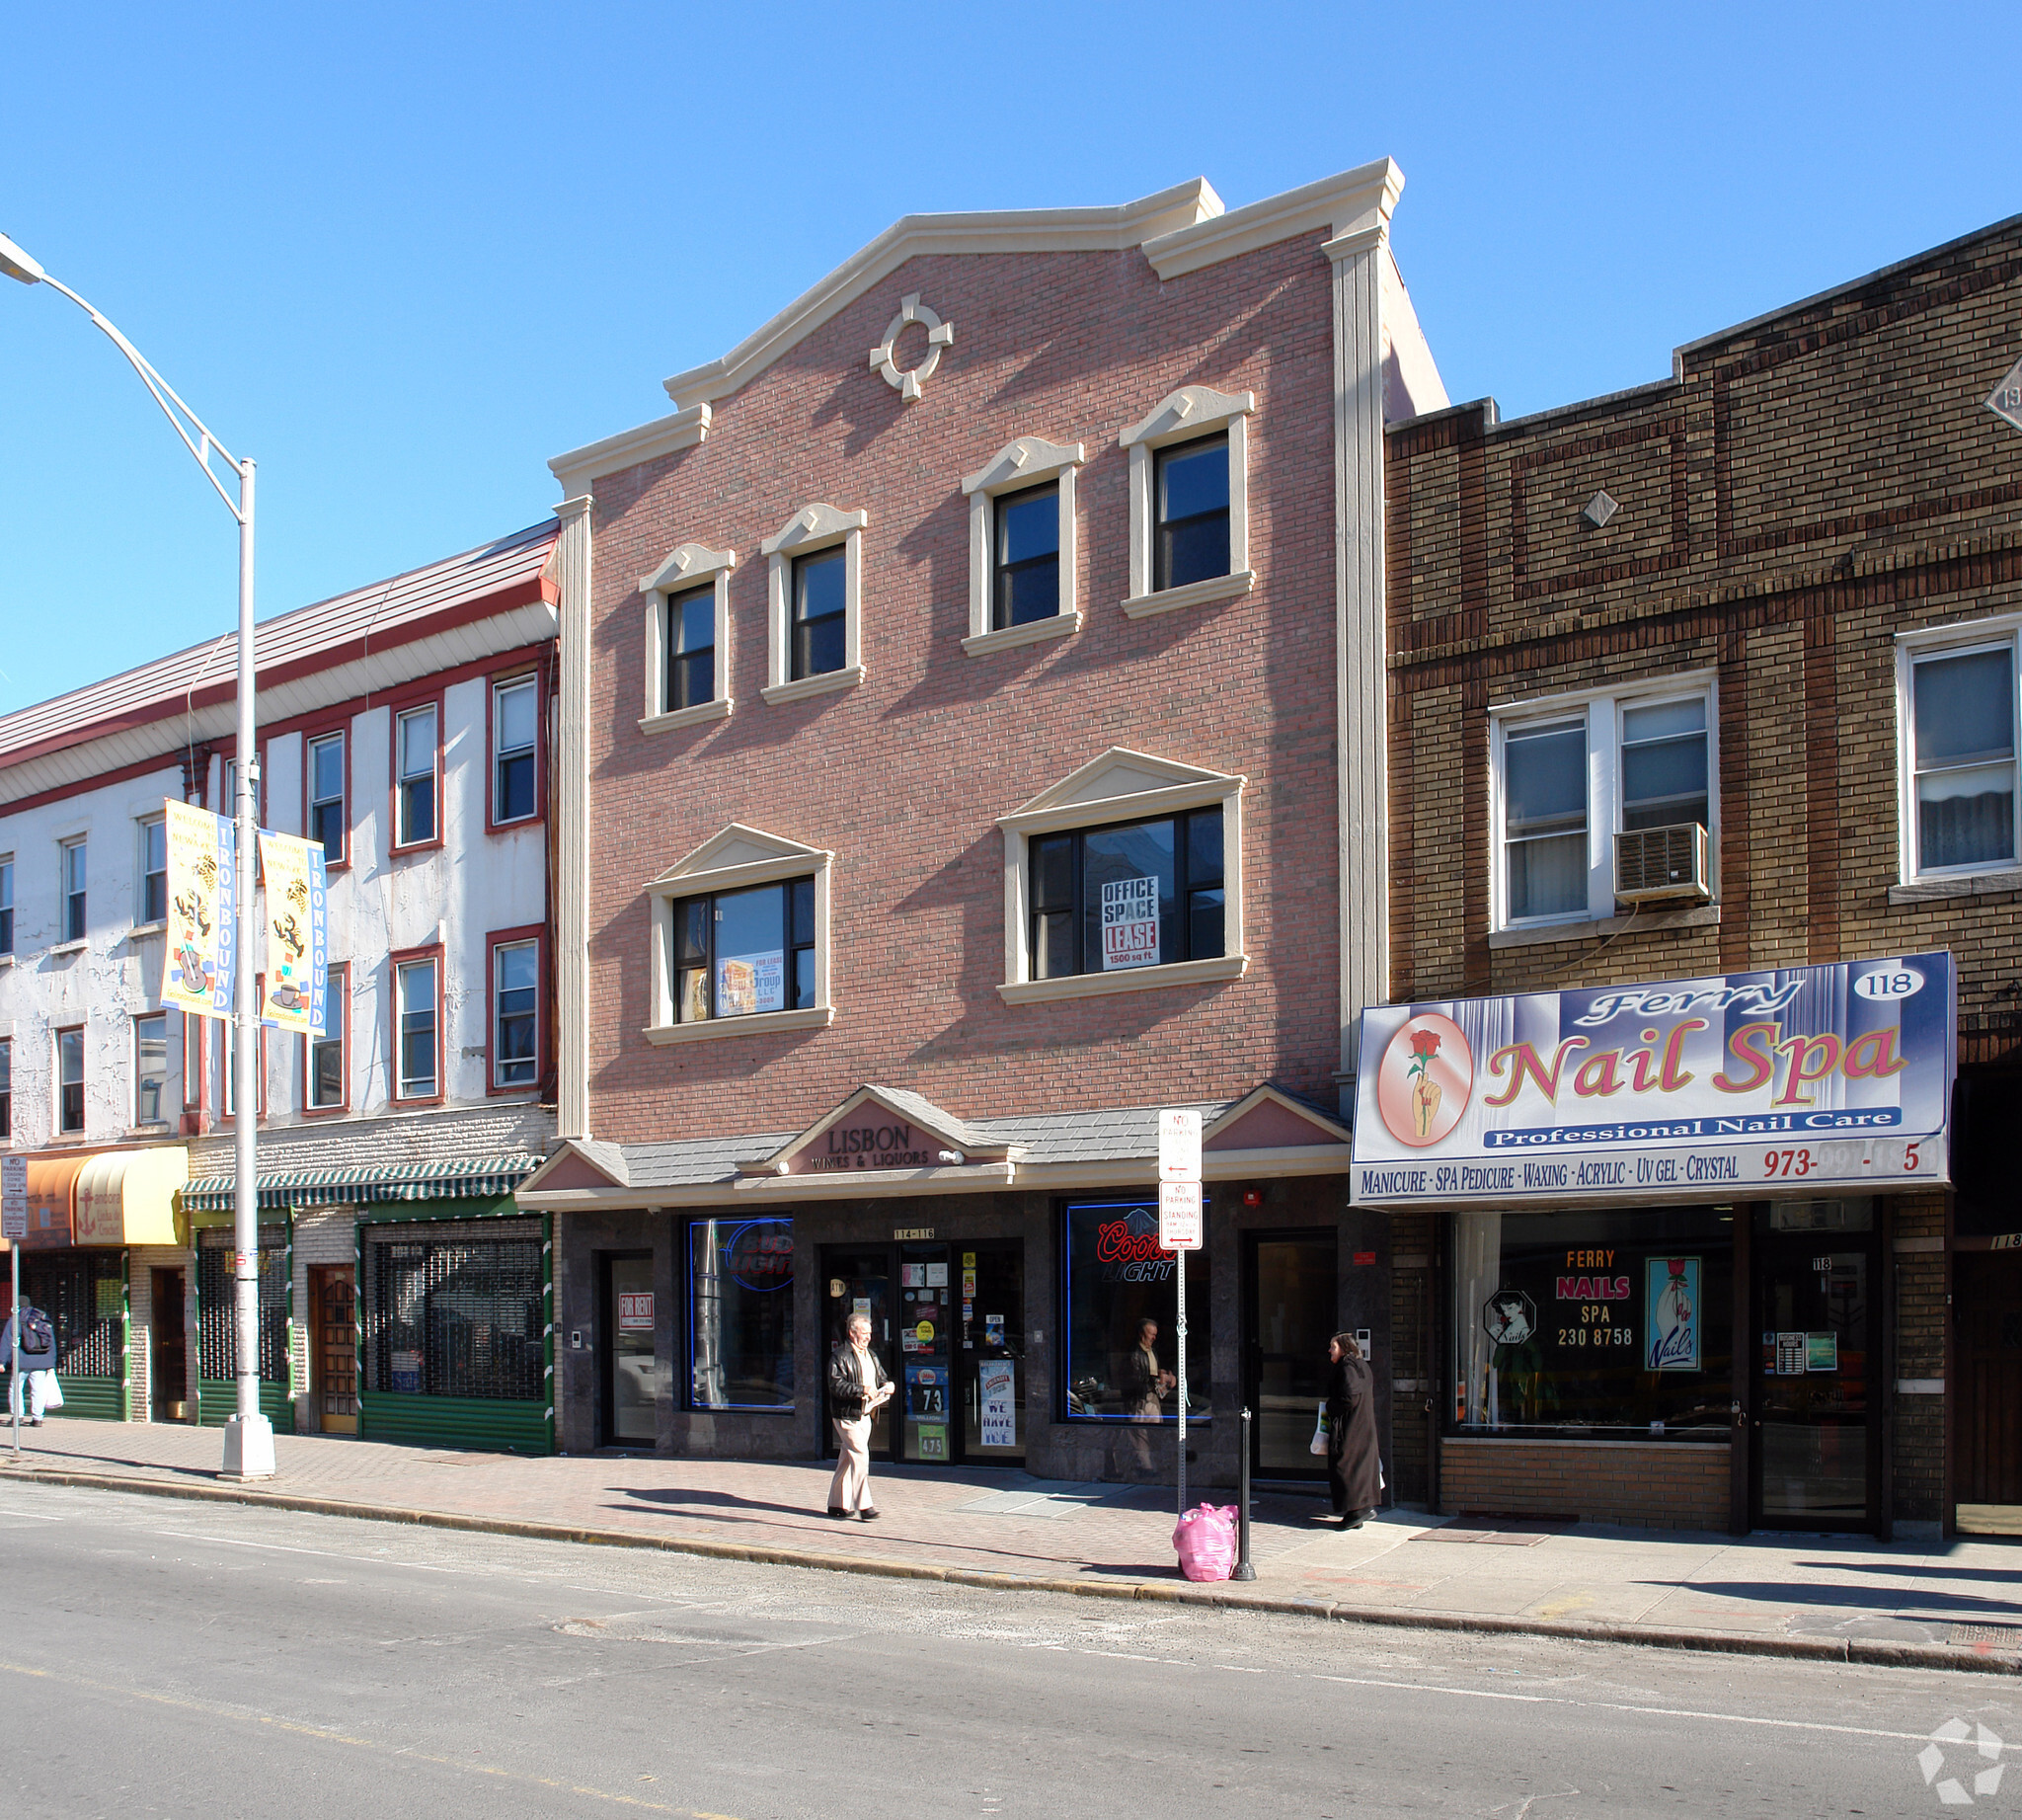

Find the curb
[[8, 1462, 2016, 1678]]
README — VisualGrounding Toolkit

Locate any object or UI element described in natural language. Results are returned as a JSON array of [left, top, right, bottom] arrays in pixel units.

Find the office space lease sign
[[1350, 952, 1955, 1206]]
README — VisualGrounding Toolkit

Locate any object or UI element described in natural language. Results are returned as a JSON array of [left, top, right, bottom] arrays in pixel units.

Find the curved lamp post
[[1, 230, 273, 1479]]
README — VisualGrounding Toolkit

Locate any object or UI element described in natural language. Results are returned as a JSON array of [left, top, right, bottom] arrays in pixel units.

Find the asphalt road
[[0, 1479, 2012, 1820]]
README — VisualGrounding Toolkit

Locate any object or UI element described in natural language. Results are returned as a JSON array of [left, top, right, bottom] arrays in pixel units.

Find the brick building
[[518, 162, 1449, 1483], [1355, 213, 2022, 1537]]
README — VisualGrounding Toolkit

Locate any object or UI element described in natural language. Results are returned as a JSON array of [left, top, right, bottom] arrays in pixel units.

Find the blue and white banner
[[1351, 952, 1955, 1206]]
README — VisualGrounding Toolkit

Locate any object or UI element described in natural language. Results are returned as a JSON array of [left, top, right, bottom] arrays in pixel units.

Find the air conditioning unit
[[1614, 823, 1710, 905]]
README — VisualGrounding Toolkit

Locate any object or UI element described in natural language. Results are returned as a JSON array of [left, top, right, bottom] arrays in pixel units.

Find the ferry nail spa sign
[[1351, 953, 1955, 1207]]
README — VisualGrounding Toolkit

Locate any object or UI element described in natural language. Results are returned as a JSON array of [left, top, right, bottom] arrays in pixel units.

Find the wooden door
[[1957, 1253, 2022, 1519], [311, 1265, 357, 1435], [150, 1268, 189, 1422]]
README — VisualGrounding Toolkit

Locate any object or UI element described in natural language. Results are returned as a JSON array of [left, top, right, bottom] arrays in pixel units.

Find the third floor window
[[309, 732, 346, 862], [791, 548, 846, 681], [61, 839, 87, 943], [664, 585, 716, 713], [396, 705, 438, 847], [494, 676, 538, 824], [140, 817, 167, 924]]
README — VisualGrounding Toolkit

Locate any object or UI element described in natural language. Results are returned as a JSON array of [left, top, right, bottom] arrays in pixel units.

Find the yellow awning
[[18, 1157, 87, 1251], [74, 1147, 188, 1247]]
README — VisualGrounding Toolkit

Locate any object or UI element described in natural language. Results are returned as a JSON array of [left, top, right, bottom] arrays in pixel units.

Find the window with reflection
[[687, 1217, 795, 1410], [1153, 435, 1230, 591], [1030, 811, 1223, 980], [664, 584, 716, 711], [1502, 718, 1588, 920], [1912, 644, 2017, 874], [791, 548, 846, 679], [670, 879, 816, 1022], [993, 482, 1060, 628]]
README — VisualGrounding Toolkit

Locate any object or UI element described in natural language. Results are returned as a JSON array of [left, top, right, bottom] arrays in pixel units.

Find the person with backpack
[[2, 1301, 60, 1426]]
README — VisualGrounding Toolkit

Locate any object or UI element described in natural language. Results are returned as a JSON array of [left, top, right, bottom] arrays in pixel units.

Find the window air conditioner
[[1614, 823, 1710, 905]]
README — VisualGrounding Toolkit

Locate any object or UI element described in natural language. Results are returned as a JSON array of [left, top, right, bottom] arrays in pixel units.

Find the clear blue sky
[[2, 2, 2016, 714]]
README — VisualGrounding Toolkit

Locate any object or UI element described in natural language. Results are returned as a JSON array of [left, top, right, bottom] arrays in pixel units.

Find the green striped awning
[[178, 1153, 540, 1214]]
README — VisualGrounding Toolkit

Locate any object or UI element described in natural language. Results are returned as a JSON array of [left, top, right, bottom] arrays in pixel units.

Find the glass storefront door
[[1244, 1230, 1338, 1478], [1751, 1204, 1878, 1531], [960, 1242, 1025, 1465], [823, 1249, 895, 1459], [601, 1253, 658, 1447]]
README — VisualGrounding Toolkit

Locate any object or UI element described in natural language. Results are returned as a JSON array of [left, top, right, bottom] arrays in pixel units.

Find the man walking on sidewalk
[[2, 1302, 60, 1427], [826, 1312, 893, 1521]]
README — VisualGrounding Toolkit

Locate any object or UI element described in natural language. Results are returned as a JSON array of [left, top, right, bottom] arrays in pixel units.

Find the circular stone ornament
[[870, 292, 954, 402]]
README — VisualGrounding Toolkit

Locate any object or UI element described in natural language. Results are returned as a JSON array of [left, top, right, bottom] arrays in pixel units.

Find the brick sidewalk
[[5, 1417, 2018, 1669]]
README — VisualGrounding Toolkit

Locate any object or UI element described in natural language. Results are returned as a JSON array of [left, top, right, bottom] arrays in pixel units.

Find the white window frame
[[960, 436, 1084, 657], [394, 955, 440, 1100], [1119, 385, 1256, 619], [760, 505, 867, 705], [307, 729, 347, 862], [1488, 672, 1719, 932], [394, 704, 440, 849], [642, 824, 835, 1045], [1894, 615, 2022, 888], [639, 542, 736, 733], [492, 938, 541, 1090], [0, 852, 14, 960], [996, 747, 1248, 1006], [136, 814, 167, 931], [133, 1011, 169, 1128], [58, 835, 87, 947]]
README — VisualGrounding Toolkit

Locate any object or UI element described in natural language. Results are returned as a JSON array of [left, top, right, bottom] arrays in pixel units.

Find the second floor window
[[1621, 699, 1710, 831], [671, 880, 816, 1023], [0, 855, 12, 955], [134, 1013, 168, 1125], [308, 966, 347, 1110], [0, 1037, 11, 1140], [396, 956, 438, 1098], [993, 482, 1060, 628], [396, 705, 438, 846], [494, 676, 538, 824], [1029, 811, 1224, 979], [1911, 643, 2017, 875], [57, 1027, 84, 1134], [1154, 434, 1230, 592], [61, 839, 87, 942], [308, 733, 346, 862], [1503, 718, 1589, 921], [494, 941, 539, 1087], [791, 548, 846, 681], [140, 818, 167, 924], [665, 585, 716, 712]]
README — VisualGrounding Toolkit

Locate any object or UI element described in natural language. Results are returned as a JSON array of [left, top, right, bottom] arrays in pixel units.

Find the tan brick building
[[519, 163, 1450, 1486], [1362, 213, 2022, 1537]]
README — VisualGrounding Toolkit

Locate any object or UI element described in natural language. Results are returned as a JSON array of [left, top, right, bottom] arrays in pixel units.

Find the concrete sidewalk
[[4, 1416, 2017, 1672]]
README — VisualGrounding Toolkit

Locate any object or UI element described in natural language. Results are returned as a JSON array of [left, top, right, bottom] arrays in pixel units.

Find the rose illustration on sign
[[1376, 1012, 1472, 1148]]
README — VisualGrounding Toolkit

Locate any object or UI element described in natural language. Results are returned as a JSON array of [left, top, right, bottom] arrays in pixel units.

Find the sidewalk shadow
[[619, 1486, 823, 1523], [1676, 1579, 2022, 1621]]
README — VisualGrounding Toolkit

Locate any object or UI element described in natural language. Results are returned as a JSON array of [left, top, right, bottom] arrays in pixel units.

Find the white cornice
[[548, 403, 711, 496], [1142, 158, 1403, 280]]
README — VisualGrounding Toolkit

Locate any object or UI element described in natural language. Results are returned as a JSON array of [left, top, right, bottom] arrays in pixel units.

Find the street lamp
[[1, 230, 273, 1479]]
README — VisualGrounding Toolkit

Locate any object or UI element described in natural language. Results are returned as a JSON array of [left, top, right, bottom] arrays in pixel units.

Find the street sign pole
[[1157, 1111, 1205, 1524], [3, 1154, 27, 1458]]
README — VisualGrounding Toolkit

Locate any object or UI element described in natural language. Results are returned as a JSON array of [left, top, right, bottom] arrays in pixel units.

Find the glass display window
[[687, 1217, 795, 1410], [1061, 1197, 1209, 1423]]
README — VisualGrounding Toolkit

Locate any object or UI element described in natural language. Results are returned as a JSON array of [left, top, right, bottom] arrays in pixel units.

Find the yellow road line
[[0, 1659, 743, 1819]]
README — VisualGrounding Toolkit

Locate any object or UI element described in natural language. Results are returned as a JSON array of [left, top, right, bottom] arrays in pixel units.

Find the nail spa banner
[[1351, 952, 1954, 1206]]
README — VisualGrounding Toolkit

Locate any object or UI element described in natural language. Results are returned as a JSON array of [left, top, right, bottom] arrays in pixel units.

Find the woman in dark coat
[[1325, 1331, 1381, 1527]]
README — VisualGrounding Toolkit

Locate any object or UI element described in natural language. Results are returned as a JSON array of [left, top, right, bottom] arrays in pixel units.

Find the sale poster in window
[[979, 1359, 1016, 1447], [716, 950, 785, 1016], [1100, 876, 1160, 971]]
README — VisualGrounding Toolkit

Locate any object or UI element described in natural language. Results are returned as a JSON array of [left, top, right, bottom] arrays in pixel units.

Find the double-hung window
[[134, 1013, 168, 1125], [395, 955, 439, 1099], [0, 854, 13, 956], [994, 484, 1061, 629], [670, 880, 817, 1024], [1154, 435, 1230, 592], [666, 587, 716, 712], [492, 940, 539, 1088], [1028, 811, 1225, 980], [1120, 386, 1255, 616], [791, 550, 846, 681], [0, 1037, 11, 1140], [60, 838, 86, 943], [493, 674, 538, 825], [1906, 640, 2018, 877], [1493, 680, 1715, 929], [639, 543, 736, 730], [308, 732, 346, 862], [139, 817, 167, 925], [961, 437, 1084, 656], [395, 705, 438, 847], [308, 965, 347, 1111], [56, 1027, 84, 1135], [761, 507, 865, 703]]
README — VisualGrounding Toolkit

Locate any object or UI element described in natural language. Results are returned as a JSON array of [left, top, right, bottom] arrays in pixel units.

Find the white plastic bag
[[1308, 1402, 1328, 1457]]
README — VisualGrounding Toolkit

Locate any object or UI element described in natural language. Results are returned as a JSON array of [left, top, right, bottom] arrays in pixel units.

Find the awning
[[178, 1152, 540, 1214], [17, 1157, 87, 1251], [75, 1147, 188, 1246]]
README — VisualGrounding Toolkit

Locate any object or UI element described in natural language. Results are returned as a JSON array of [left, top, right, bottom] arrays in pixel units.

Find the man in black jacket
[[826, 1311, 893, 1520]]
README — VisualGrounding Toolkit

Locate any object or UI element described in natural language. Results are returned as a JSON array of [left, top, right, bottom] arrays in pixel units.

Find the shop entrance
[[1750, 1204, 1880, 1532], [601, 1252, 657, 1448], [1242, 1229, 1337, 1478], [150, 1267, 189, 1423], [1955, 1251, 2022, 1533], [310, 1265, 356, 1434], [821, 1239, 1024, 1466]]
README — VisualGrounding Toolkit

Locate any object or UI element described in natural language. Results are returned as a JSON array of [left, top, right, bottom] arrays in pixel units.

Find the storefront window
[[196, 1227, 289, 1382], [20, 1251, 123, 1378], [1062, 1198, 1209, 1422], [1450, 1206, 1733, 1440], [688, 1217, 795, 1410], [363, 1227, 544, 1400]]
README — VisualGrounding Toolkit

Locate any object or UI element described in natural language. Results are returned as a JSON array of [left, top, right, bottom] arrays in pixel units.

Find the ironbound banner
[[256, 829, 328, 1035], [1351, 951, 1955, 1207], [161, 799, 237, 1019]]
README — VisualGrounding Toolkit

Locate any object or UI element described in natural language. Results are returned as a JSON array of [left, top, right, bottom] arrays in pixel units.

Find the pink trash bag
[[1172, 1503, 1239, 1581]]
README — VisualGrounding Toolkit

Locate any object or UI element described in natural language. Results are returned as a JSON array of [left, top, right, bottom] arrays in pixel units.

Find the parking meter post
[[1176, 1245, 1187, 1520], [10, 1245, 19, 1457], [1232, 1406, 1256, 1580]]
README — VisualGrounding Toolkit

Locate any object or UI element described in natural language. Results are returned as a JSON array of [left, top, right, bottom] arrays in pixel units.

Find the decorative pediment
[[759, 503, 868, 558], [517, 1139, 632, 1194], [963, 435, 1085, 498], [1205, 1084, 1352, 1152], [1002, 747, 1243, 827], [639, 542, 735, 596], [745, 1084, 1015, 1178], [1120, 384, 1256, 448], [650, 823, 829, 890]]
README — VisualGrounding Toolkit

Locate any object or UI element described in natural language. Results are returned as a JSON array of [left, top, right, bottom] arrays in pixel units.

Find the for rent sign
[[1351, 952, 1955, 1206]]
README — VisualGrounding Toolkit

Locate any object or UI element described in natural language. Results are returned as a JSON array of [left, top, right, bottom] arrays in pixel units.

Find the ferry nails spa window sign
[[1350, 953, 1955, 1207]]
